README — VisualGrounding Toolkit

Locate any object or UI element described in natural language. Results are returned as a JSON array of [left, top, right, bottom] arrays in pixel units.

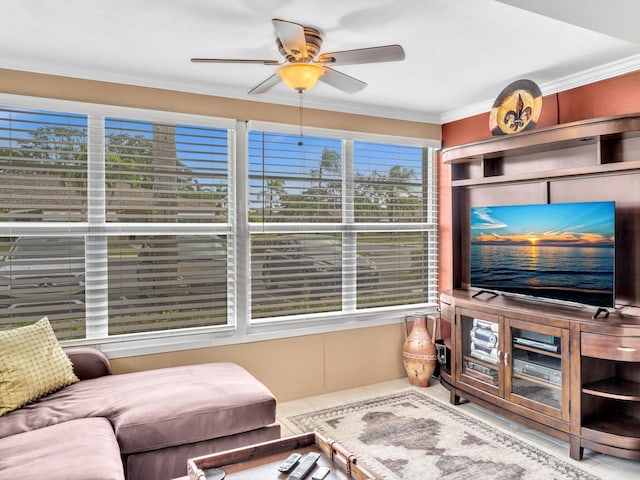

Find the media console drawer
[[582, 333, 640, 361]]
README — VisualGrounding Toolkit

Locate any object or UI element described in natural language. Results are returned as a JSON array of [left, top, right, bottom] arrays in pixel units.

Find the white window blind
[[0, 107, 88, 338], [1, 109, 233, 340], [107, 234, 228, 335], [1, 101, 438, 346], [0, 236, 86, 339], [354, 141, 434, 307], [0, 107, 88, 221], [353, 141, 426, 223], [249, 130, 437, 320], [104, 118, 231, 334], [355, 231, 431, 308], [105, 118, 229, 223], [248, 131, 343, 223], [252, 233, 344, 317]]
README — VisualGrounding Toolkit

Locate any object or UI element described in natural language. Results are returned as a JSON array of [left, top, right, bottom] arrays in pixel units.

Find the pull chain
[[298, 91, 304, 146]]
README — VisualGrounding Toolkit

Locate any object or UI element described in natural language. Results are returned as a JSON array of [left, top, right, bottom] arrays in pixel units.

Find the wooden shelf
[[450, 158, 640, 187], [582, 413, 640, 450], [512, 372, 561, 390], [442, 114, 640, 164], [512, 344, 562, 360], [583, 377, 640, 401]]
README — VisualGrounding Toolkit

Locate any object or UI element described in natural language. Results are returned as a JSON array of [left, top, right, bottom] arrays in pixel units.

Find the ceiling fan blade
[[319, 68, 367, 94], [272, 18, 308, 58], [191, 58, 280, 65], [318, 44, 405, 66], [248, 74, 281, 95]]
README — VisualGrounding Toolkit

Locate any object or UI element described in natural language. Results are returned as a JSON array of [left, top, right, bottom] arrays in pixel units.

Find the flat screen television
[[470, 201, 615, 309]]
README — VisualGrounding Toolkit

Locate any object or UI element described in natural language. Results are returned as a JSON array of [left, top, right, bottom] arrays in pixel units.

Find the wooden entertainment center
[[438, 114, 640, 461]]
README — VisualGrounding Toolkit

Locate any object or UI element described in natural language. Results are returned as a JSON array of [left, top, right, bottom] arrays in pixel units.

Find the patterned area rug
[[287, 389, 601, 480]]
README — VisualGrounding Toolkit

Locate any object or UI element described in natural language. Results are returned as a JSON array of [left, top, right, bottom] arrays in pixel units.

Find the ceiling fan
[[191, 18, 406, 95]]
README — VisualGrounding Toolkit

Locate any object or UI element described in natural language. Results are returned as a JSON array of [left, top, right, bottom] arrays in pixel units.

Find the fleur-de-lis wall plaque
[[489, 79, 542, 135]]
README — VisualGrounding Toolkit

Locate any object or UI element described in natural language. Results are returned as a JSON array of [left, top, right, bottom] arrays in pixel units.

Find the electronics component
[[202, 467, 226, 480], [278, 453, 302, 473], [470, 342, 498, 364], [288, 452, 320, 480], [513, 358, 561, 385], [311, 466, 330, 479], [513, 336, 559, 352]]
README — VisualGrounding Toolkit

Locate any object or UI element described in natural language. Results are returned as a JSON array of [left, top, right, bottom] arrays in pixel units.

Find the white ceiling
[[2, 0, 640, 123]]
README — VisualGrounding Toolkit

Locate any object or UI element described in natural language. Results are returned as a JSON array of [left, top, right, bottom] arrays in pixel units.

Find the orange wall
[[438, 69, 640, 293]]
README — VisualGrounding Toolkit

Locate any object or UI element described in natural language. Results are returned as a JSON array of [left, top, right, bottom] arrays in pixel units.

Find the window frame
[[246, 122, 440, 325], [0, 94, 440, 358]]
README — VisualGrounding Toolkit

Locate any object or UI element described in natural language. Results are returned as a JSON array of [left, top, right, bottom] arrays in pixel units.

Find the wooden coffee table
[[174, 432, 375, 479]]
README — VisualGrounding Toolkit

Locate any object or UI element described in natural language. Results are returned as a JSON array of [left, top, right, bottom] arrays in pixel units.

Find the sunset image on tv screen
[[470, 201, 615, 307]]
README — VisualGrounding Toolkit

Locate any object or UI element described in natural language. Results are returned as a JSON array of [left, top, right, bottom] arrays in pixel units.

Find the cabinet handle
[[504, 352, 510, 366], [617, 346, 637, 352]]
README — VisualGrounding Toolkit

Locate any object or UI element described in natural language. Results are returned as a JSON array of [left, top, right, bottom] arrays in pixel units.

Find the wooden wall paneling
[[549, 173, 640, 306]]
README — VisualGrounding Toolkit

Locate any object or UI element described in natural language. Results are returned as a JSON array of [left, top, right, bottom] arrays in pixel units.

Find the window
[[107, 234, 228, 335], [103, 118, 231, 335], [353, 141, 437, 308], [0, 107, 88, 337], [1, 107, 233, 340], [0, 101, 438, 351], [248, 131, 437, 321], [104, 118, 229, 223], [0, 107, 88, 221], [0, 236, 86, 338], [247, 132, 343, 223]]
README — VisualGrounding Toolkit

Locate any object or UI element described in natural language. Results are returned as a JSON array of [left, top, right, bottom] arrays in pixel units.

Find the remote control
[[277, 453, 302, 473], [202, 467, 226, 480], [311, 466, 330, 479], [288, 452, 320, 480]]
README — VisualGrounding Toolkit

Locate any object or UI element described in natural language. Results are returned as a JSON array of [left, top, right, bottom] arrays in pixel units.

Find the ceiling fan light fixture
[[277, 63, 325, 92]]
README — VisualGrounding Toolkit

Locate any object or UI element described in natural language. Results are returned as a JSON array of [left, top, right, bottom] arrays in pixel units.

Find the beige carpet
[[286, 389, 601, 480]]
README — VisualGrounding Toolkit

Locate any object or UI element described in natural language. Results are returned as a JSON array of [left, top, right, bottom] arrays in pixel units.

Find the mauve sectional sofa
[[0, 348, 280, 480]]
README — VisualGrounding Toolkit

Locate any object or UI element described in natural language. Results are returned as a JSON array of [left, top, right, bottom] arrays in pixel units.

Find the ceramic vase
[[402, 313, 438, 387]]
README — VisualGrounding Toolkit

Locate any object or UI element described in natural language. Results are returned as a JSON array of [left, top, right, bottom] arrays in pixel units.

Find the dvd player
[[467, 360, 497, 376], [513, 336, 559, 353], [513, 357, 561, 385]]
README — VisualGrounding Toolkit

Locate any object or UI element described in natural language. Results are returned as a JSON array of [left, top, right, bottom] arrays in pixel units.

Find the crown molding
[[440, 53, 640, 124], [7, 51, 640, 127]]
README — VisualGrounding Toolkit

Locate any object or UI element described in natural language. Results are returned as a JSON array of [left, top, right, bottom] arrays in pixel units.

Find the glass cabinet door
[[458, 308, 502, 396], [507, 318, 569, 420]]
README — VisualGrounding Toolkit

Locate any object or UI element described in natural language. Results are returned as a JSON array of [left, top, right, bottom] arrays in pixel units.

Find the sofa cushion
[[0, 316, 79, 416], [65, 347, 112, 380], [0, 362, 277, 455], [0, 417, 124, 480], [108, 362, 278, 454]]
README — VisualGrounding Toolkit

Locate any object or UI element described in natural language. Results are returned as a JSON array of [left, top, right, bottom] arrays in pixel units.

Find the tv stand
[[440, 115, 640, 461], [592, 307, 609, 319], [438, 289, 640, 461]]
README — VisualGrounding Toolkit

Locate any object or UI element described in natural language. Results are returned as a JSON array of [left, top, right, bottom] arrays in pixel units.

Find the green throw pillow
[[0, 316, 79, 415]]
